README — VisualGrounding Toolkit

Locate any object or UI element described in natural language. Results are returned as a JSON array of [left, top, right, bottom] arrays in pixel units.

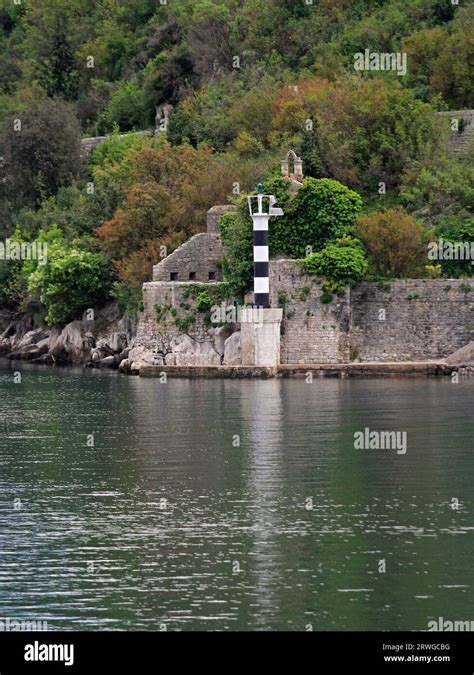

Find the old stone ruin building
[[125, 139, 474, 374]]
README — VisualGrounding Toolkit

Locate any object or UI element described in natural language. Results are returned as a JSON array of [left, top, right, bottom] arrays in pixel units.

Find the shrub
[[356, 208, 427, 278], [26, 239, 113, 325], [174, 315, 195, 331], [195, 291, 214, 312], [432, 217, 474, 278], [272, 178, 363, 258], [98, 80, 147, 133], [299, 237, 368, 291], [320, 292, 333, 304]]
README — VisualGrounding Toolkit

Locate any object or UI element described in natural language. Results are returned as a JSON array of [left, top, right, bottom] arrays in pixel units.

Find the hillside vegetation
[[0, 0, 473, 322]]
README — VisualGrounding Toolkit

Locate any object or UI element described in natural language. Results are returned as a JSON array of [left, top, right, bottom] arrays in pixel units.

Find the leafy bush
[[272, 178, 363, 258], [26, 237, 113, 325], [434, 217, 474, 278], [174, 315, 195, 331], [299, 237, 368, 291], [356, 208, 428, 278], [195, 291, 214, 312], [98, 80, 147, 133]]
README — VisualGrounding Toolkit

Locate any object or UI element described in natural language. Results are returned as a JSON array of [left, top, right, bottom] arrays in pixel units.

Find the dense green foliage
[[298, 237, 369, 291], [274, 179, 363, 257], [434, 218, 474, 278], [25, 231, 112, 325], [356, 208, 428, 278], [0, 99, 81, 222], [221, 177, 363, 295], [0, 0, 473, 322]]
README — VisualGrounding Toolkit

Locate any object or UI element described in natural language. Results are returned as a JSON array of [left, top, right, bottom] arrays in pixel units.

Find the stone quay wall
[[269, 260, 350, 364], [270, 261, 473, 363], [350, 279, 474, 361], [137, 261, 473, 366], [136, 281, 238, 366], [139, 281, 217, 347]]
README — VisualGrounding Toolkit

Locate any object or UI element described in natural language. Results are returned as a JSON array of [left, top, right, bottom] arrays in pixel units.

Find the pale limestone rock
[[223, 331, 241, 366], [170, 334, 198, 366], [127, 345, 163, 372], [98, 355, 115, 367], [17, 328, 49, 350], [170, 334, 221, 366], [164, 352, 176, 365], [446, 341, 474, 365], [199, 340, 222, 366], [50, 321, 95, 364]]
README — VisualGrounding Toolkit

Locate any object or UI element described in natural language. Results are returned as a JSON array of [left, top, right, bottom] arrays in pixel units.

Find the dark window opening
[[189, 272, 196, 280], [208, 271, 216, 281], [170, 272, 178, 281]]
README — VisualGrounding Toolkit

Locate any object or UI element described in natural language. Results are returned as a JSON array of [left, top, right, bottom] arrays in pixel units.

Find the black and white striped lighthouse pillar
[[241, 185, 284, 368], [248, 184, 284, 308]]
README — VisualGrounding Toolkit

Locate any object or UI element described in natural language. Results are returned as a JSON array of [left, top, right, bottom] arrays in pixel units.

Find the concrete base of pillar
[[240, 308, 283, 367]]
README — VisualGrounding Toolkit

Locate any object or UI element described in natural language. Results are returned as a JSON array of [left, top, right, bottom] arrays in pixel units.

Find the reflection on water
[[0, 362, 472, 631]]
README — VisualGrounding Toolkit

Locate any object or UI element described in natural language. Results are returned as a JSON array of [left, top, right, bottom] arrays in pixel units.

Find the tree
[[142, 45, 197, 121], [26, 234, 113, 325], [98, 80, 147, 132], [402, 26, 448, 101], [96, 181, 172, 260], [0, 98, 81, 213], [187, 1, 234, 81], [400, 144, 474, 223], [431, 30, 474, 109], [272, 177, 363, 258], [356, 208, 427, 278], [298, 236, 369, 291], [113, 232, 186, 291], [229, 80, 276, 148], [23, 0, 85, 100]]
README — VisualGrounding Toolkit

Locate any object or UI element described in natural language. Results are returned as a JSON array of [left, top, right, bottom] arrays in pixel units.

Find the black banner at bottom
[[0, 631, 471, 673]]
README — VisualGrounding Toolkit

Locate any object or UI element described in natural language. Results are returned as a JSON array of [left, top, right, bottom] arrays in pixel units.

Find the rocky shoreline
[[0, 303, 242, 375], [0, 303, 137, 372], [1, 303, 473, 378]]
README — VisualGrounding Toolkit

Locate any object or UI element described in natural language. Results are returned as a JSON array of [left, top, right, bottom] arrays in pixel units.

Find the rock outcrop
[[121, 326, 240, 373], [0, 303, 137, 369], [446, 342, 474, 365], [0, 302, 243, 374], [223, 331, 241, 365]]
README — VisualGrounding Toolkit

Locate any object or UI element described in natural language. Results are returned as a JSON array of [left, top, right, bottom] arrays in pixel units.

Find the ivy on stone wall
[[220, 176, 364, 297]]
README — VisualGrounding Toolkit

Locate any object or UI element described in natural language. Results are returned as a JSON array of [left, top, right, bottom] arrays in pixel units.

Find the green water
[[0, 361, 472, 631]]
